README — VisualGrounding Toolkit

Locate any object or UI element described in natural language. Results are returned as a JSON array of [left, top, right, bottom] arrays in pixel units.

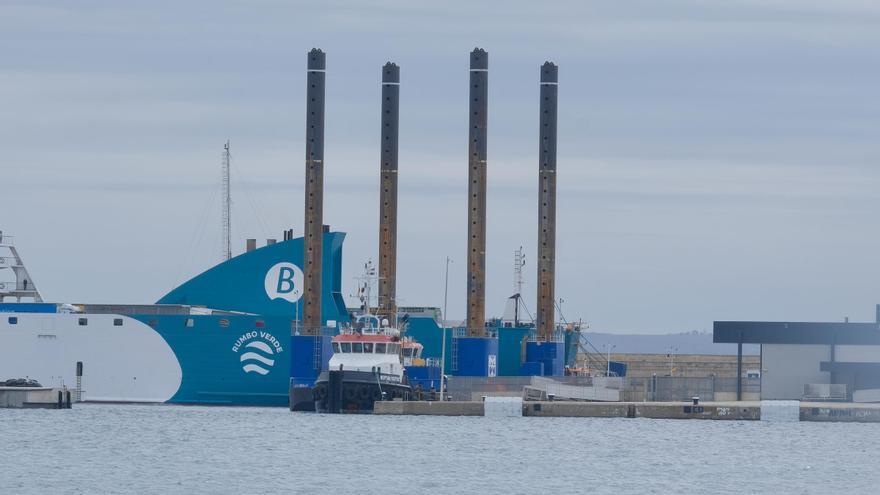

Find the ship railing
[[0, 281, 38, 293], [0, 234, 12, 246]]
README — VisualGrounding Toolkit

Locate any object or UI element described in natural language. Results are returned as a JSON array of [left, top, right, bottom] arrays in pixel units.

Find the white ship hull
[[0, 313, 182, 402]]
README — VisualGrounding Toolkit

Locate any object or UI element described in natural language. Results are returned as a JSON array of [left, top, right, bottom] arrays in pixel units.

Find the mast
[[221, 140, 231, 261], [514, 247, 525, 326]]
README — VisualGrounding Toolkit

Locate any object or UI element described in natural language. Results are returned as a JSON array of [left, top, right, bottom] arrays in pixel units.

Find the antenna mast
[[514, 247, 525, 326], [514, 246, 525, 296], [221, 140, 232, 261]]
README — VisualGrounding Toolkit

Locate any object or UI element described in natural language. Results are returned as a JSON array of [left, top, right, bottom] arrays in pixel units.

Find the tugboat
[[312, 313, 411, 413]]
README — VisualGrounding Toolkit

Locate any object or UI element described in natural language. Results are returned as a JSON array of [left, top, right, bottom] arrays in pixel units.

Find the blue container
[[519, 361, 544, 376], [608, 361, 628, 377], [497, 326, 530, 376], [525, 341, 565, 376], [406, 365, 441, 391], [455, 337, 499, 376], [289, 335, 332, 387]]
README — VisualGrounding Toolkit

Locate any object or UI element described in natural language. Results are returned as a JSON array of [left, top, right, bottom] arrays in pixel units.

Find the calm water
[[1, 404, 878, 494]]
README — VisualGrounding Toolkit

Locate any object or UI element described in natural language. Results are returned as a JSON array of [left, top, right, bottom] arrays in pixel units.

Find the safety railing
[[803, 383, 847, 401]]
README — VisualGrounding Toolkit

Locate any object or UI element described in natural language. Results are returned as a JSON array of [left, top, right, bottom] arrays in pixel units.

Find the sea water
[[1, 404, 878, 494]]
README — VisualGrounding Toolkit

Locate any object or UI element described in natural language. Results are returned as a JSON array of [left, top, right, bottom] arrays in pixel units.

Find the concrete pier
[[374, 400, 484, 416], [374, 400, 880, 422], [0, 387, 72, 409], [525, 401, 759, 420]]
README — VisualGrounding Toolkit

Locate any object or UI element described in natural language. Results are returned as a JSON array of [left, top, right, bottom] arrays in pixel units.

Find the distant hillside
[[581, 331, 760, 356]]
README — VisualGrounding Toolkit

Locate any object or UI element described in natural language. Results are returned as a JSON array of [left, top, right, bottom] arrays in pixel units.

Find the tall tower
[[221, 140, 232, 262], [378, 62, 400, 317], [302, 48, 326, 336], [466, 48, 488, 338], [536, 62, 558, 342]]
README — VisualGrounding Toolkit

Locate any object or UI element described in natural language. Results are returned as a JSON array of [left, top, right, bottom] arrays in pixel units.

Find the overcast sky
[[3, 0, 880, 332]]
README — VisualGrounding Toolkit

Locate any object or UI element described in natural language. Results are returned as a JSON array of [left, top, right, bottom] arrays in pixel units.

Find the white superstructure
[[330, 315, 404, 379]]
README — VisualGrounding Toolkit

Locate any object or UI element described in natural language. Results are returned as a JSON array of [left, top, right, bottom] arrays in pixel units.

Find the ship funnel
[[466, 48, 488, 337], [536, 61, 558, 341], [378, 62, 400, 318], [303, 48, 326, 336]]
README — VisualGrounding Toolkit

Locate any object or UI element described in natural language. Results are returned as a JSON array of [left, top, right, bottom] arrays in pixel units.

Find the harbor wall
[[374, 400, 880, 422], [0, 387, 72, 409], [374, 400, 484, 416]]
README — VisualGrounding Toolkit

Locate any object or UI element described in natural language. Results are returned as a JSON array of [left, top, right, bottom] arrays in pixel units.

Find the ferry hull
[[0, 232, 350, 407], [0, 312, 294, 406]]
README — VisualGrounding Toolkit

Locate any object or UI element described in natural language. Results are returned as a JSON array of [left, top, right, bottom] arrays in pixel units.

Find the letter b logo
[[264, 262, 304, 303]]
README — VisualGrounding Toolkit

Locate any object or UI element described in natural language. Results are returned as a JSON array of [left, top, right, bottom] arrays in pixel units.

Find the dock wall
[[0, 387, 72, 409], [374, 400, 880, 422]]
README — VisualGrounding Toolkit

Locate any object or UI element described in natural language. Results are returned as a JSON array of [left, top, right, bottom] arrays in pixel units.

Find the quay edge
[[374, 400, 880, 422]]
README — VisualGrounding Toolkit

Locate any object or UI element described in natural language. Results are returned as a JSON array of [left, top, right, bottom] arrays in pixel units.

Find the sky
[[2, 0, 880, 333]]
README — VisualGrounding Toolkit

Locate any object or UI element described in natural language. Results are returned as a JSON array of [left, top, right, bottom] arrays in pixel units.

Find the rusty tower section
[[536, 62, 558, 341], [378, 62, 400, 317], [302, 48, 326, 336], [466, 48, 489, 338]]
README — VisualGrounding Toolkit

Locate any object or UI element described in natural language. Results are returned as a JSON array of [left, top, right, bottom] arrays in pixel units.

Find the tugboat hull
[[313, 370, 410, 413]]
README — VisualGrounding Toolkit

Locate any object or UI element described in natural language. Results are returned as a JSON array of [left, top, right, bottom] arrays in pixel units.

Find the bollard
[[692, 396, 700, 406]]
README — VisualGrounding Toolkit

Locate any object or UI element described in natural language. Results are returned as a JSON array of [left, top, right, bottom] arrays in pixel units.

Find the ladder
[[313, 338, 322, 371]]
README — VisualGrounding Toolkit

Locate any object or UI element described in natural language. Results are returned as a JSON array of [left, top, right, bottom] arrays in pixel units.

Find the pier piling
[[536, 62, 558, 342], [378, 62, 400, 317], [467, 48, 489, 338], [303, 48, 326, 337]]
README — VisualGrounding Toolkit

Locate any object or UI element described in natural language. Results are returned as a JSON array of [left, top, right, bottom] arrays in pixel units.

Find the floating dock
[[374, 399, 880, 422]]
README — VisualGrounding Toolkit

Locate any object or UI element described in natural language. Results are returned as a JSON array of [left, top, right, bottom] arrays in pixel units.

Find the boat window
[[403, 348, 413, 357], [113, 318, 123, 326], [375, 343, 386, 354], [388, 343, 398, 354], [185, 318, 194, 328], [333, 342, 341, 353], [364, 342, 374, 353], [341, 342, 351, 353], [352, 342, 363, 353], [7, 317, 17, 325], [78, 318, 88, 326]]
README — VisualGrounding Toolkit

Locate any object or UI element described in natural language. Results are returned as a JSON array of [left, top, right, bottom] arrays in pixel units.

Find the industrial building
[[714, 306, 880, 402]]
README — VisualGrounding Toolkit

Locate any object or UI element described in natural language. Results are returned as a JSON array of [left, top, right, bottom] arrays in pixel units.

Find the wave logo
[[232, 331, 284, 375], [264, 262, 304, 303]]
